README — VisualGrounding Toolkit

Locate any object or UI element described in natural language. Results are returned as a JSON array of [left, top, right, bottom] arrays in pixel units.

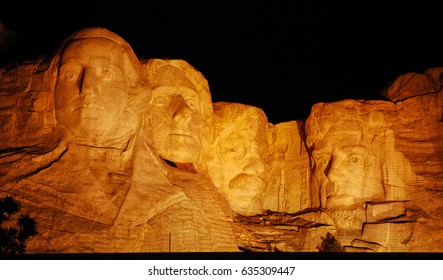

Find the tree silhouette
[[317, 232, 344, 252], [0, 196, 37, 255]]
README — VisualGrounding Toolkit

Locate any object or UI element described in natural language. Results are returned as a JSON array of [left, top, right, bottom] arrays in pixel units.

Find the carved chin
[[228, 173, 265, 191], [56, 109, 137, 147], [230, 200, 262, 216], [154, 135, 201, 163]]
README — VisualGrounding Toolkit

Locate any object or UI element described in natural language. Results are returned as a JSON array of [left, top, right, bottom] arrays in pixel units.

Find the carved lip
[[327, 193, 344, 199], [169, 133, 195, 139]]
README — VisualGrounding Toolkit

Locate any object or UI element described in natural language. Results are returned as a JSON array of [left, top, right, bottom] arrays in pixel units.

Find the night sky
[[1, 1, 442, 124]]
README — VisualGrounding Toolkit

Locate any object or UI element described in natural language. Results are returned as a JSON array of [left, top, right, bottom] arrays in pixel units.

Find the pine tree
[[0, 196, 37, 255], [317, 232, 344, 252]]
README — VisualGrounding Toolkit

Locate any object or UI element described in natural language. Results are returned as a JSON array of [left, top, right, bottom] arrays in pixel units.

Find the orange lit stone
[[1, 27, 442, 253]]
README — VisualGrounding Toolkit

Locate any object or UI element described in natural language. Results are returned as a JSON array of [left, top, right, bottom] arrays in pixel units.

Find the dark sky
[[1, 1, 442, 124]]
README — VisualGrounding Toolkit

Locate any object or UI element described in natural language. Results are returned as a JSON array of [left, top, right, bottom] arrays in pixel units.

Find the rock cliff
[[1, 27, 442, 253]]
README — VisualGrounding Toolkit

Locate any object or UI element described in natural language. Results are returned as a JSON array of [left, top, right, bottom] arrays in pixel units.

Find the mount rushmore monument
[[1, 27, 442, 253]]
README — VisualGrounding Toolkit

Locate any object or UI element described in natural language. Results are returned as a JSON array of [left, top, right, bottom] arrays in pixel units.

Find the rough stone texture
[[265, 120, 311, 213], [0, 27, 238, 253], [381, 67, 443, 102], [141, 58, 214, 171], [1, 27, 442, 253], [207, 102, 271, 216], [304, 67, 443, 252], [207, 102, 310, 216]]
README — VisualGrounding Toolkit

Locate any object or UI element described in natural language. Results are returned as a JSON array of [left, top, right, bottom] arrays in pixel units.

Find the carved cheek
[[55, 79, 80, 112]]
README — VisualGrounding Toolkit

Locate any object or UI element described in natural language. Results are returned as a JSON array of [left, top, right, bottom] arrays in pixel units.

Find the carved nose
[[242, 153, 265, 175], [79, 67, 97, 98], [326, 160, 339, 183], [171, 95, 192, 122]]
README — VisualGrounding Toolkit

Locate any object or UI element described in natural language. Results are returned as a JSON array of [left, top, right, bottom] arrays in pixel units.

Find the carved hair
[[306, 99, 411, 202], [142, 58, 213, 121], [211, 102, 270, 150], [32, 27, 143, 132], [305, 99, 392, 152]]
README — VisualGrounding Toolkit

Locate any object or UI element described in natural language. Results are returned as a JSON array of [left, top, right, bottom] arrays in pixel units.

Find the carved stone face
[[310, 123, 385, 210], [54, 38, 133, 144], [148, 85, 204, 163], [208, 103, 269, 216]]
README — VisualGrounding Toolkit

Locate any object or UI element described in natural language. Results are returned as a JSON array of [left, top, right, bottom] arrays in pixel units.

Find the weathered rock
[[305, 74, 443, 251], [207, 102, 310, 216], [1, 26, 442, 253], [0, 27, 238, 253], [382, 67, 443, 102], [207, 102, 271, 216], [265, 120, 311, 213]]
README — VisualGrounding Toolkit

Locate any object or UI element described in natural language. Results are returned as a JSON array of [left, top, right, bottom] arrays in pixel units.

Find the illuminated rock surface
[[0, 28, 238, 253], [208, 102, 310, 217], [0, 27, 442, 253], [304, 67, 443, 252]]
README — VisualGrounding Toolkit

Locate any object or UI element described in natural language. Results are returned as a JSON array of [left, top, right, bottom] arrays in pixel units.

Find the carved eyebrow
[[311, 150, 331, 158], [177, 86, 200, 98], [340, 145, 368, 153]]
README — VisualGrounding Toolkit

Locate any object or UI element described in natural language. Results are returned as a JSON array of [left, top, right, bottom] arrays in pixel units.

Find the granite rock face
[[0, 27, 442, 253], [0, 27, 238, 253], [207, 102, 310, 217], [304, 67, 443, 252]]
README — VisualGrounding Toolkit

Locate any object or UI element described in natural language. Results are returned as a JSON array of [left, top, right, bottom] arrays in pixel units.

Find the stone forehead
[[142, 58, 213, 119], [143, 58, 209, 91], [61, 27, 140, 69], [306, 99, 389, 147], [213, 102, 267, 121]]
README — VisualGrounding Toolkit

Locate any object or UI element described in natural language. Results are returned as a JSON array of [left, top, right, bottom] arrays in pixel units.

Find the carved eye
[[152, 96, 169, 107], [98, 67, 115, 81], [346, 154, 363, 164], [64, 71, 75, 79], [224, 142, 247, 160], [185, 98, 198, 110]]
